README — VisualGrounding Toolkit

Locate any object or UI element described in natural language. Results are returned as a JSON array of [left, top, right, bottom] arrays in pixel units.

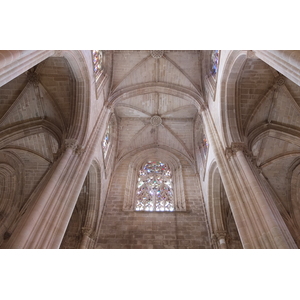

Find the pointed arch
[[60, 51, 91, 146], [219, 50, 248, 147]]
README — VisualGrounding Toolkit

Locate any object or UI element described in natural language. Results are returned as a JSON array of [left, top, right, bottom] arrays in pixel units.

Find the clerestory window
[[211, 50, 219, 76], [92, 50, 103, 78], [92, 50, 107, 98], [102, 124, 110, 158], [135, 161, 174, 212]]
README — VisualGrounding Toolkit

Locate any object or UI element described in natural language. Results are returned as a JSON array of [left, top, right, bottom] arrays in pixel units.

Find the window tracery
[[135, 161, 174, 212]]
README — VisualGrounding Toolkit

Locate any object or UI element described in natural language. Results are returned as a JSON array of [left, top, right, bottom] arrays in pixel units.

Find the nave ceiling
[[108, 50, 205, 165], [2, 50, 300, 249]]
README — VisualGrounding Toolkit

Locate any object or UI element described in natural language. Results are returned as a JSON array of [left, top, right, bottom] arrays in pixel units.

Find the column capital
[[65, 138, 78, 151], [225, 142, 255, 161], [64, 139, 85, 155], [75, 145, 86, 156], [215, 231, 229, 248], [231, 142, 246, 153], [215, 231, 228, 240]]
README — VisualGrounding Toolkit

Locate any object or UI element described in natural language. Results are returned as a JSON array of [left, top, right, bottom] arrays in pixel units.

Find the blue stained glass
[[92, 50, 103, 76], [211, 50, 219, 76], [102, 124, 110, 157]]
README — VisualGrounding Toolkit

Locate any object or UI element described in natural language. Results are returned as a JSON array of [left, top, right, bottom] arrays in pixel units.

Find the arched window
[[211, 50, 219, 76], [201, 133, 209, 159], [92, 50, 103, 78], [92, 50, 107, 98], [135, 161, 174, 211], [102, 124, 110, 158], [123, 149, 186, 212]]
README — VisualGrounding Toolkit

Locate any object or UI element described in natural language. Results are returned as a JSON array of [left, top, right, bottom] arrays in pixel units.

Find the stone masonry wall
[[96, 158, 211, 249]]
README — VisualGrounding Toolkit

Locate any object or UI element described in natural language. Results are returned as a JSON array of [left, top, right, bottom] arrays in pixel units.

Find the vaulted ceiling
[[235, 56, 300, 224], [108, 50, 203, 163]]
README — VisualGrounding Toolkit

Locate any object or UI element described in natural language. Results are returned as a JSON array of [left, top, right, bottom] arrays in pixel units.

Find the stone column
[[6, 139, 87, 249], [201, 108, 297, 248], [227, 143, 297, 248]]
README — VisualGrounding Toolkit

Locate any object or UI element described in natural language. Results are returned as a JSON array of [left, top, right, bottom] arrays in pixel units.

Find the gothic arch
[[207, 161, 225, 233], [59, 51, 91, 146], [207, 160, 242, 248], [249, 126, 300, 152], [220, 50, 248, 147], [108, 83, 204, 111], [0, 152, 24, 247], [116, 144, 196, 172], [82, 160, 102, 244], [60, 159, 102, 249], [0, 120, 62, 149]]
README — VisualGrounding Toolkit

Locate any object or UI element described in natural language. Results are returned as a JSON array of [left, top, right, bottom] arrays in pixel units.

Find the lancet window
[[201, 133, 209, 158], [92, 50, 103, 78], [102, 124, 110, 158], [135, 161, 174, 212], [211, 50, 219, 76]]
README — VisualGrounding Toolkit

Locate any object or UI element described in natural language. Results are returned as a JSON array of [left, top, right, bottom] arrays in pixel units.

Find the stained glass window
[[135, 161, 174, 212], [92, 50, 103, 77], [211, 50, 219, 76], [102, 124, 110, 158], [202, 134, 209, 158]]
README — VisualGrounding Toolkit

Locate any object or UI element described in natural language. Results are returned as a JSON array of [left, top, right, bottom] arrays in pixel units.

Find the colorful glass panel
[[102, 124, 110, 157], [92, 50, 103, 76], [135, 161, 174, 212], [202, 133, 209, 157], [211, 50, 219, 76]]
